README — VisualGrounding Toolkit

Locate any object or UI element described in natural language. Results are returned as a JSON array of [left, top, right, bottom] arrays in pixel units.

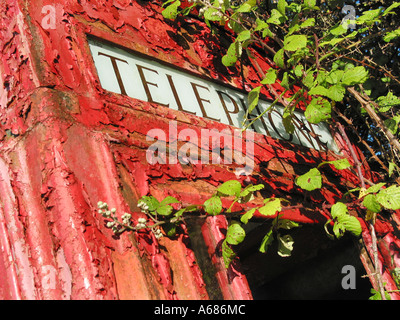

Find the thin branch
[[337, 123, 366, 190], [370, 223, 387, 300], [347, 86, 400, 160], [337, 123, 387, 300]]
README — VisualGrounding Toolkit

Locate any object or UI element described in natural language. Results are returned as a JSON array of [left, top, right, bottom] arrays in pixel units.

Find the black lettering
[[98, 52, 128, 95], [191, 82, 220, 122], [166, 74, 196, 115], [216, 90, 239, 126], [136, 64, 169, 107]]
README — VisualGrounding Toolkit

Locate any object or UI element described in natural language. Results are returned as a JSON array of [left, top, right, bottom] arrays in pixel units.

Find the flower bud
[[106, 221, 115, 228], [138, 217, 146, 224]]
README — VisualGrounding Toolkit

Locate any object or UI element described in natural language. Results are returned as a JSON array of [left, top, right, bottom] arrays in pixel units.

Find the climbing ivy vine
[[98, 0, 400, 299]]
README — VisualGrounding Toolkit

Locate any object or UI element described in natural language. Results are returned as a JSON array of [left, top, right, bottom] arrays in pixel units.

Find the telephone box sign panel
[[88, 38, 338, 152]]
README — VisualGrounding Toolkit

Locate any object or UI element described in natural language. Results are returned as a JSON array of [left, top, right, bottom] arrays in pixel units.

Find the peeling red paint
[[0, 0, 399, 300]]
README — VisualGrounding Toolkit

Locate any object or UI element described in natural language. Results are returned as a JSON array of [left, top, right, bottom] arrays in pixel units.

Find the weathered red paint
[[0, 0, 399, 300]]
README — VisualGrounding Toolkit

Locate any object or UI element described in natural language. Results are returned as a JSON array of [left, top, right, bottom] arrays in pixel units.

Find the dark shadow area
[[185, 217, 224, 300], [237, 223, 372, 300]]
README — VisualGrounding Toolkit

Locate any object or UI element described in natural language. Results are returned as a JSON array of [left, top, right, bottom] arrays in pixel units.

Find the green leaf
[[217, 180, 242, 197], [247, 86, 261, 114], [376, 185, 400, 210], [222, 240, 236, 268], [277, 219, 300, 230], [341, 66, 369, 86], [239, 184, 264, 203], [237, 0, 256, 13], [140, 196, 160, 211], [304, 0, 316, 8], [383, 2, 400, 16], [204, 7, 222, 21], [294, 65, 304, 78], [262, 27, 273, 38], [203, 196, 223, 215], [389, 162, 397, 177], [222, 42, 239, 67], [376, 92, 400, 111], [331, 202, 362, 237], [333, 221, 346, 239], [259, 228, 274, 253], [261, 68, 278, 85], [324, 219, 335, 239], [300, 18, 315, 28], [338, 214, 362, 237], [369, 288, 391, 300], [282, 112, 295, 134], [255, 18, 273, 37], [318, 158, 351, 170], [226, 222, 246, 245], [277, 0, 288, 16], [366, 182, 386, 195], [326, 84, 345, 102], [331, 202, 348, 219], [330, 158, 352, 170], [237, 3, 252, 13], [385, 117, 400, 134], [330, 24, 348, 36], [283, 35, 307, 52], [162, 0, 181, 20], [277, 234, 294, 257], [305, 97, 331, 124], [160, 196, 180, 206], [363, 194, 382, 213], [241, 208, 256, 224], [296, 168, 322, 191], [326, 70, 344, 84], [280, 72, 290, 89], [240, 184, 264, 199], [273, 48, 285, 69], [162, 223, 177, 237], [255, 18, 269, 31], [308, 85, 329, 97], [303, 70, 315, 89], [237, 30, 251, 42], [383, 28, 400, 42], [156, 205, 174, 216], [315, 70, 328, 85], [357, 8, 382, 24], [268, 9, 285, 25], [172, 208, 186, 222], [258, 198, 282, 216]]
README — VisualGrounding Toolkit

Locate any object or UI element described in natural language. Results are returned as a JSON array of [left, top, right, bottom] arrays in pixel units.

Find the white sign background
[[88, 38, 338, 153]]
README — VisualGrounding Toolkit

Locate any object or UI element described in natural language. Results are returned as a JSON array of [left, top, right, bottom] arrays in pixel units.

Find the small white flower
[[100, 203, 108, 209], [122, 213, 131, 220], [106, 221, 115, 228], [153, 228, 163, 239]]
